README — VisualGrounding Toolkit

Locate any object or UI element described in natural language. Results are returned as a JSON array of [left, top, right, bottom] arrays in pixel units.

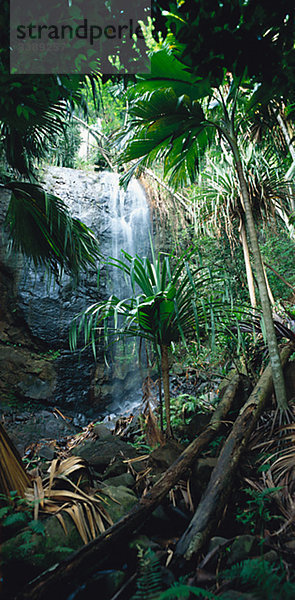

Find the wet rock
[[102, 453, 145, 479], [258, 550, 278, 563], [129, 534, 161, 551], [72, 437, 138, 472], [0, 168, 151, 416], [1, 512, 83, 596], [284, 538, 295, 551], [0, 345, 57, 402], [208, 536, 229, 554], [206, 536, 230, 568], [100, 485, 138, 522], [93, 423, 114, 440], [187, 412, 212, 439], [226, 535, 257, 566], [5, 410, 77, 455], [103, 472, 135, 488], [148, 440, 183, 473], [38, 445, 55, 460]]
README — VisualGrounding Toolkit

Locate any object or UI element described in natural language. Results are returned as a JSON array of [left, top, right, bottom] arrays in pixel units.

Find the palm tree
[[195, 144, 293, 308], [113, 45, 290, 410], [71, 247, 224, 437]]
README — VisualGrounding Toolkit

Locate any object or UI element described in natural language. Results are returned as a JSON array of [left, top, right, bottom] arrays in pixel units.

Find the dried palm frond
[[245, 408, 295, 535], [0, 424, 31, 500], [25, 456, 113, 543]]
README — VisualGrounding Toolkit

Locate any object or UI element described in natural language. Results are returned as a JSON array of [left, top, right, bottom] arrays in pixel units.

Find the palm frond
[[0, 424, 31, 499], [116, 87, 213, 189], [25, 456, 113, 543], [71, 244, 236, 355], [4, 181, 101, 277], [0, 73, 101, 177]]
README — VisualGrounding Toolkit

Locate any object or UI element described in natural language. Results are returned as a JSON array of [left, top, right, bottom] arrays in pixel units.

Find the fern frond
[[158, 583, 218, 599], [132, 548, 164, 600], [222, 558, 295, 600]]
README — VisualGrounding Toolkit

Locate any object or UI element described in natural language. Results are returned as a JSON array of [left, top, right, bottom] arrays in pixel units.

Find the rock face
[[0, 167, 151, 422]]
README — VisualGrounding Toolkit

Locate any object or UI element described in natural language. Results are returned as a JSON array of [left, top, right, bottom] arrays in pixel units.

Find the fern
[[221, 558, 295, 600], [158, 584, 218, 599], [0, 506, 11, 519], [3, 511, 29, 528], [28, 520, 46, 537], [132, 548, 164, 600]]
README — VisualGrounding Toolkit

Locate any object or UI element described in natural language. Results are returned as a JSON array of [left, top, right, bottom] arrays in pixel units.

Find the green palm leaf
[[4, 181, 101, 277]]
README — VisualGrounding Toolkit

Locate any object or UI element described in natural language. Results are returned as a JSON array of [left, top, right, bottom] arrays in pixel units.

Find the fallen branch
[[175, 343, 294, 562], [17, 373, 241, 600]]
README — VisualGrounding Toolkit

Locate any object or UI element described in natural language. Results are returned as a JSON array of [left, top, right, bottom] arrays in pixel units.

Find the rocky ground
[[2, 384, 295, 600]]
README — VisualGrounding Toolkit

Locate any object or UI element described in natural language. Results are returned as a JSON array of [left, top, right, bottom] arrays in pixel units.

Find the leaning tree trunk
[[263, 263, 275, 305], [239, 219, 256, 308], [175, 342, 294, 562], [161, 343, 172, 437], [229, 136, 288, 410]]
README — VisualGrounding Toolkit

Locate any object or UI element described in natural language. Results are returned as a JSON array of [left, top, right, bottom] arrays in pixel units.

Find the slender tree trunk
[[276, 111, 295, 211], [229, 137, 288, 410], [263, 263, 275, 305], [161, 344, 172, 437], [239, 219, 256, 308]]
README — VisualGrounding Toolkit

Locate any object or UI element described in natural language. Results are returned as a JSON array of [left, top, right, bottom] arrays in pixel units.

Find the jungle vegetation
[[1, 1, 295, 599]]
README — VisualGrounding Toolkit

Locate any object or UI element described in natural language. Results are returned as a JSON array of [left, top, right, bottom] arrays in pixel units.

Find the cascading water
[[13, 166, 151, 423], [101, 171, 150, 289], [98, 171, 151, 418]]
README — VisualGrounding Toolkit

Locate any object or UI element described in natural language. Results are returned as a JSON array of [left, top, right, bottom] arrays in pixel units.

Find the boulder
[[72, 436, 138, 473], [103, 473, 135, 488], [148, 440, 183, 473], [5, 410, 77, 455], [226, 535, 257, 566], [100, 485, 138, 522], [1, 512, 83, 596], [93, 423, 114, 440]]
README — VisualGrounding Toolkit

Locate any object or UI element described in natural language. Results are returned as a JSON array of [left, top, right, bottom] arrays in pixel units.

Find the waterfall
[[13, 167, 151, 423], [100, 171, 150, 293], [99, 171, 151, 418]]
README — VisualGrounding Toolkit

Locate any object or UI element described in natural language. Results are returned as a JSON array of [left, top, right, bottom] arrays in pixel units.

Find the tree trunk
[[263, 263, 275, 305], [275, 112, 295, 212], [161, 344, 172, 437], [17, 373, 241, 600], [175, 343, 294, 562], [229, 136, 288, 410], [239, 219, 256, 308]]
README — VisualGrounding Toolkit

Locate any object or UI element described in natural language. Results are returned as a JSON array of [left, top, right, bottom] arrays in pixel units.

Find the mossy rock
[[1, 512, 83, 596], [100, 485, 138, 522]]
